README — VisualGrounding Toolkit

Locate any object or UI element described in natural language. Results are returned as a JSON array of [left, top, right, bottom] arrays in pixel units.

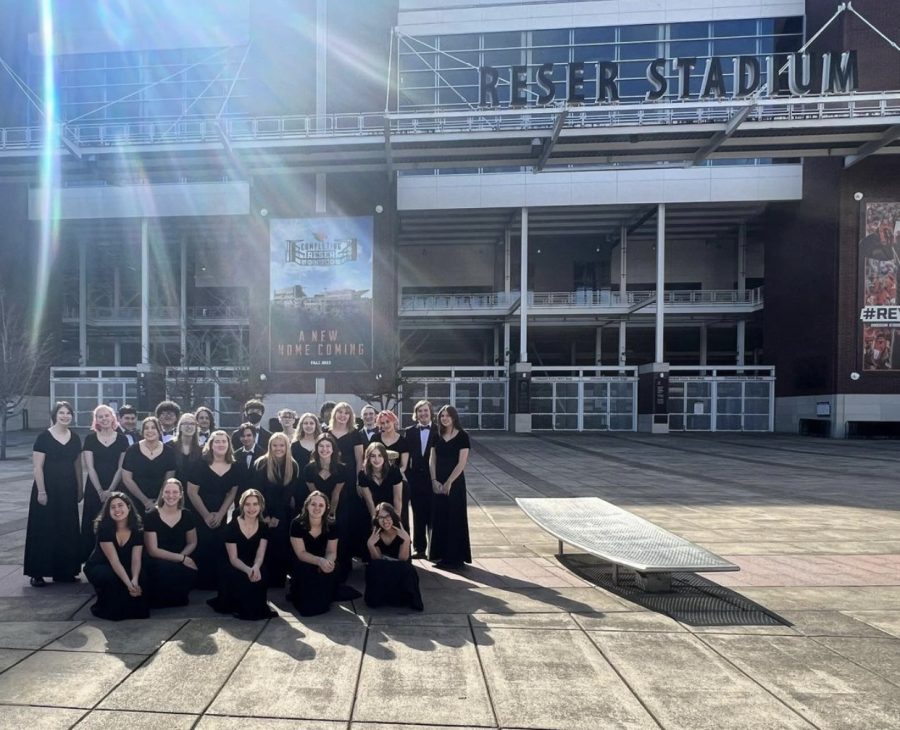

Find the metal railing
[[400, 288, 763, 312], [399, 365, 508, 430], [3, 92, 900, 151], [62, 305, 249, 322]]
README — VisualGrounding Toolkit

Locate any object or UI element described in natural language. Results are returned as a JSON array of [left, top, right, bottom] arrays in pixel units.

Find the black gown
[[288, 520, 338, 616], [358, 465, 407, 529], [207, 518, 275, 620], [168, 442, 203, 489], [251, 459, 298, 588], [24, 430, 82, 581], [333, 430, 368, 560], [291, 441, 314, 471], [300, 461, 350, 579], [80, 432, 129, 562], [84, 524, 149, 621], [122, 443, 176, 511], [364, 534, 423, 611], [143, 508, 198, 607], [189, 461, 241, 589], [374, 433, 411, 529], [428, 430, 472, 565]]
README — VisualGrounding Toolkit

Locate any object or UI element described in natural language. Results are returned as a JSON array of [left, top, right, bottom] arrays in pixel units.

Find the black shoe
[[412, 550, 427, 559], [29, 576, 47, 587], [334, 585, 362, 601], [52, 575, 80, 583]]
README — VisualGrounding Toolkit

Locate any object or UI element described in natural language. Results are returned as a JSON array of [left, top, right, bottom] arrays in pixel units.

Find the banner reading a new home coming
[[269, 217, 374, 372]]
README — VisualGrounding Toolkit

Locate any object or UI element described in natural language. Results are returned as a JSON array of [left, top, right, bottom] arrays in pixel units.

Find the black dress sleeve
[[122, 444, 140, 472], [143, 510, 160, 533], [161, 446, 176, 472], [289, 517, 304, 539], [181, 509, 197, 531], [458, 432, 471, 450], [302, 462, 316, 484], [96, 522, 116, 543], [386, 465, 403, 486], [224, 519, 240, 544], [32, 430, 52, 454]]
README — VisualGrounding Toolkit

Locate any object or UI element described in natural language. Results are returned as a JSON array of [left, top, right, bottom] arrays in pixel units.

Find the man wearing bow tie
[[360, 404, 379, 443], [404, 399, 436, 558]]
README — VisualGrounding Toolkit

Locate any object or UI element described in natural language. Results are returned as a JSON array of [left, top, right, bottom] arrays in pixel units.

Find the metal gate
[[667, 366, 775, 432], [399, 367, 508, 430], [531, 367, 638, 431]]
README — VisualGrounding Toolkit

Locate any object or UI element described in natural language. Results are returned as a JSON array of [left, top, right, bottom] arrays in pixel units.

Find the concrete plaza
[[0, 430, 897, 729]]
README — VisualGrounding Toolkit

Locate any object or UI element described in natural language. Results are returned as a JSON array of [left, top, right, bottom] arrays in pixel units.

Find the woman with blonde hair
[[290, 412, 321, 472], [143, 478, 198, 607], [251, 432, 298, 588], [207, 489, 276, 620], [187, 430, 240, 589], [277, 408, 298, 442], [80, 404, 129, 562]]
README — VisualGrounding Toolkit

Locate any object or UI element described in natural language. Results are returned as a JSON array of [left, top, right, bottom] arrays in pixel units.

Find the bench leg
[[558, 539, 564, 556], [612, 564, 619, 586], [635, 571, 672, 593]]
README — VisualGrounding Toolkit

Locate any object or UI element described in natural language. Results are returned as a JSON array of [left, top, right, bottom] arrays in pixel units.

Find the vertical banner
[[269, 217, 374, 372], [859, 202, 899, 370]]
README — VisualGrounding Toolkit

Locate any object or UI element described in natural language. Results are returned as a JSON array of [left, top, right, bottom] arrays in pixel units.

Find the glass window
[[713, 19, 758, 37], [670, 40, 710, 57], [574, 44, 614, 62], [574, 27, 614, 44], [713, 38, 757, 56], [484, 31, 523, 49], [620, 25, 659, 42], [533, 29, 570, 46], [440, 34, 479, 51], [618, 42, 659, 61], [670, 22, 709, 40]]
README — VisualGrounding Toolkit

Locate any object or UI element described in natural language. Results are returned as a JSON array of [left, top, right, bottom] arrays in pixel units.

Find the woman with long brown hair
[[427, 405, 472, 569]]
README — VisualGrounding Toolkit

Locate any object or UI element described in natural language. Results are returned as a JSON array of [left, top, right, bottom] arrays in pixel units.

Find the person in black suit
[[230, 399, 270, 451], [359, 404, 380, 445], [404, 399, 436, 558], [233, 422, 263, 506], [117, 404, 140, 446]]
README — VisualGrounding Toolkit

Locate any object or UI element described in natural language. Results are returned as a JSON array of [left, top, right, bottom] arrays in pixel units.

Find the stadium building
[[0, 0, 899, 437]]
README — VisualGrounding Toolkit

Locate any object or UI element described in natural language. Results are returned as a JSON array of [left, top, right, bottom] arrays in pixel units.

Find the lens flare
[[32, 0, 59, 348]]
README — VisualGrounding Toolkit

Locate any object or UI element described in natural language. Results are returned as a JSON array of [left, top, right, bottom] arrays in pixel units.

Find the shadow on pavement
[[559, 553, 791, 628]]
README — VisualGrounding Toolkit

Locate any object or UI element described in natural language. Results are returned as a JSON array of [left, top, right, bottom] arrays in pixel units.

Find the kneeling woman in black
[[365, 503, 423, 611], [143, 478, 198, 608], [207, 489, 276, 620], [288, 490, 339, 616], [84, 492, 149, 621]]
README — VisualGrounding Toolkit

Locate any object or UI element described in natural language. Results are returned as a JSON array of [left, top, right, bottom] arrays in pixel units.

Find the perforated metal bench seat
[[516, 497, 739, 592]]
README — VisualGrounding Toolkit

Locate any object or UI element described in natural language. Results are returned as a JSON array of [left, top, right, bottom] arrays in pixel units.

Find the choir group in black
[[24, 396, 473, 620]]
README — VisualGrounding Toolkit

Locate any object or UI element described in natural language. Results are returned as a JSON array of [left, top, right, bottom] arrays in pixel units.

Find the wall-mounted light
[[375, 204, 384, 214], [259, 208, 269, 217]]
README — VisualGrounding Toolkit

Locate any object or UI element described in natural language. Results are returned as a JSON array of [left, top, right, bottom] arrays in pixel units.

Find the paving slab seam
[[466, 614, 504, 730], [606, 432, 892, 483], [541, 435, 863, 509], [670, 434, 900, 465], [806, 634, 900, 690], [346, 622, 371, 727], [576, 622, 665, 729], [0, 647, 37, 678], [691, 633, 824, 730]]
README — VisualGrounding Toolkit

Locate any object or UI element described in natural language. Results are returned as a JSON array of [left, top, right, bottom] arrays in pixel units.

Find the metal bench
[[516, 497, 739, 592]]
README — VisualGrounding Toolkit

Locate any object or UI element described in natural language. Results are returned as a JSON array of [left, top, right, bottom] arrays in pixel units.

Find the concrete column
[[519, 207, 529, 364], [503, 322, 510, 369], [570, 340, 577, 365], [78, 238, 87, 366], [315, 0, 328, 212], [493, 326, 500, 364], [618, 321, 627, 366], [504, 227, 511, 296], [699, 324, 708, 366], [619, 224, 627, 299], [113, 342, 121, 367], [655, 203, 666, 363], [736, 320, 746, 366], [180, 235, 187, 365], [737, 223, 747, 294], [140, 218, 150, 365], [594, 326, 602, 364], [112, 265, 120, 316]]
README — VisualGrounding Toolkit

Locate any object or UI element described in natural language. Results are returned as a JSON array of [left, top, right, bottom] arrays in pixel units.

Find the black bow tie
[[418, 425, 430, 430]]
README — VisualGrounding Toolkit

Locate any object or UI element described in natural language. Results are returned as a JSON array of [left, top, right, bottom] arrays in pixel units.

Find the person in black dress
[[168, 412, 203, 486], [143, 478, 198, 608], [374, 410, 410, 530], [251, 433, 298, 588], [290, 412, 320, 480], [404, 399, 436, 559], [24, 401, 83, 587], [80, 405, 129, 562], [358, 442, 404, 525], [195, 406, 215, 447], [207, 489, 276, 620], [365, 502, 423, 611], [301, 433, 349, 579], [84, 492, 149, 621], [187, 430, 241, 589], [328, 402, 366, 561], [428, 405, 472, 569], [121, 417, 176, 514], [288, 490, 339, 616]]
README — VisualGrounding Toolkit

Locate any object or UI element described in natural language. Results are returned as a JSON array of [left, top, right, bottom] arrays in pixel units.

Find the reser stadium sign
[[479, 51, 858, 106]]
